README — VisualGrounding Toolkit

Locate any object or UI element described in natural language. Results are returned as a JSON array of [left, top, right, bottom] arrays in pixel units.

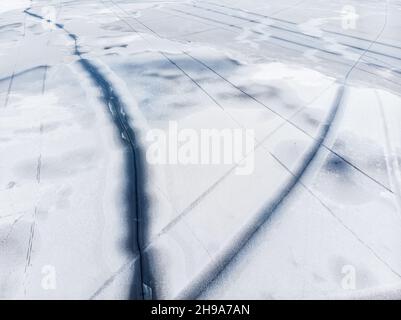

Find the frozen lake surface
[[1, 0, 401, 299]]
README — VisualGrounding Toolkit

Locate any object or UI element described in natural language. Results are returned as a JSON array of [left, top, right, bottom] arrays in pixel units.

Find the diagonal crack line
[[183, 52, 393, 194], [343, 0, 389, 82], [0, 65, 48, 83], [180, 2, 401, 76], [270, 153, 401, 281], [176, 84, 346, 299], [376, 90, 401, 217], [3, 71, 15, 107], [151, 81, 337, 243], [201, 0, 401, 52], [89, 257, 138, 300]]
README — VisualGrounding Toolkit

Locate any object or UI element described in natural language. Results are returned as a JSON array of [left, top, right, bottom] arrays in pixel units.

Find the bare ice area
[[1, 0, 401, 300]]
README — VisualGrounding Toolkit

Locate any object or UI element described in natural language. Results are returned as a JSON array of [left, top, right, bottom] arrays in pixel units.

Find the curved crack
[[24, 9, 148, 300]]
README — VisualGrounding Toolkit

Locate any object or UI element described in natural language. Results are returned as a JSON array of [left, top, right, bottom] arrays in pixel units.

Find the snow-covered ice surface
[[1, 0, 401, 299]]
